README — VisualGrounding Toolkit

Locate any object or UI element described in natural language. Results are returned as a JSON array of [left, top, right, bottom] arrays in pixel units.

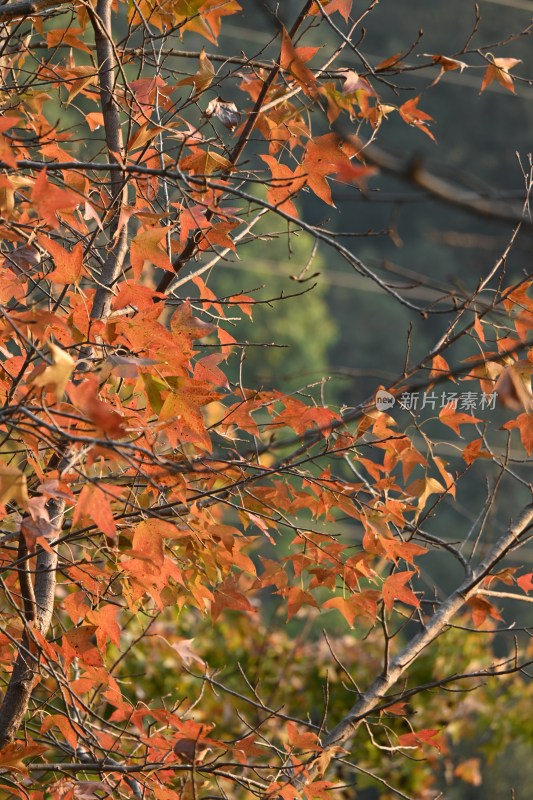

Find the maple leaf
[[398, 728, 444, 752], [280, 27, 319, 98], [484, 567, 517, 588], [260, 154, 306, 217], [86, 604, 121, 651], [193, 354, 230, 388], [381, 702, 408, 717], [31, 170, 80, 228], [47, 26, 92, 54], [171, 298, 216, 339], [284, 586, 318, 620], [170, 638, 207, 668], [481, 56, 521, 93], [304, 780, 344, 800], [172, 0, 241, 44], [407, 476, 446, 520], [27, 342, 75, 401], [376, 52, 403, 71], [113, 279, 165, 312], [130, 226, 173, 279], [0, 116, 20, 168], [426, 53, 468, 86], [86, 111, 104, 131], [455, 758, 482, 787], [323, 591, 379, 626], [127, 121, 166, 152], [399, 96, 436, 141], [179, 147, 232, 175], [378, 538, 428, 566], [177, 48, 215, 92], [158, 378, 219, 450], [127, 519, 171, 568], [433, 455, 456, 498], [517, 572, 533, 593], [176, 203, 209, 243], [502, 413, 533, 455], [310, 0, 353, 21], [474, 313, 486, 342], [334, 158, 377, 187], [38, 234, 84, 284], [382, 571, 419, 614], [0, 742, 47, 775], [494, 363, 533, 411], [276, 397, 339, 437], [286, 721, 322, 752], [62, 625, 103, 668], [211, 575, 257, 620], [69, 376, 127, 438], [0, 460, 29, 509], [203, 97, 240, 131], [72, 484, 119, 541], [466, 595, 503, 628], [228, 293, 254, 316], [232, 735, 263, 766], [41, 714, 80, 750], [429, 354, 452, 385], [53, 60, 99, 106], [439, 402, 482, 435], [462, 437, 491, 465], [197, 219, 239, 251], [301, 133, 353, 206], [265, 781, 301, 800]]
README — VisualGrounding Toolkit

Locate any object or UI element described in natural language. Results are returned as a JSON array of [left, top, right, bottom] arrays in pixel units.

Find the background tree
[[0, 1, 531, 799]]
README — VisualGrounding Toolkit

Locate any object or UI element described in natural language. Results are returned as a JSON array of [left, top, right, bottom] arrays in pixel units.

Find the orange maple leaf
[[286, 721, 322, 752], [280, 27, 319, 97], [38, 234, 84, 284], [439, 402, 482, 435], [31, 170, 80, 229], [86, 604, 121, 651], [399, 96, 436, 141], [503, 412, 533, 455], [260, 154, 306, 217], [466, 595, 503, 628], [398, 728, 444, 752], [72, 484, 119, 541], [481, 57, 521, 94], [69, 376, 127, 438], [310, 0, 353, 22], [382, 571, 419, 614], [426, 54, 468, 86], [517, 572, 533, 593], [130, 226, 173, 279]]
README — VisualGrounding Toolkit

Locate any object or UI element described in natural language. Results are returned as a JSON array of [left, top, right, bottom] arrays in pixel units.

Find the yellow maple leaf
[[28, 342, 75, 400], [0, 460, 29, 508]]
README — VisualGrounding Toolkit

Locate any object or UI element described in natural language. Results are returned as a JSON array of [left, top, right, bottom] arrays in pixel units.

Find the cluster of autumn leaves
[[0, 0, 531, 796]]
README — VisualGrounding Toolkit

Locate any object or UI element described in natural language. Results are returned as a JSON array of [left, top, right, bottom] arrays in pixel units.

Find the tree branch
[[0, 0, 70, 21], [0, 497, 64, 747], [0, 0, 126, 748], [154, 0, 315, 296], [290, 503, 533, 790], [361, 141, 532, 228], [88, 0, 128, 322]]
